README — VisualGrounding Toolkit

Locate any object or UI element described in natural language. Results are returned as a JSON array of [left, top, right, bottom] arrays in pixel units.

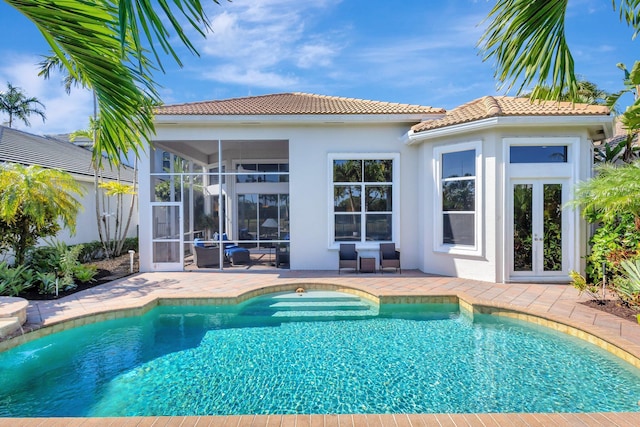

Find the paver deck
[[2, 269, 640, 426]]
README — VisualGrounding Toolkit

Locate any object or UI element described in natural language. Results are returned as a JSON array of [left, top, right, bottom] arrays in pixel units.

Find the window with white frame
[[332, 157, 396, 243], [435, 142, 481, 250]]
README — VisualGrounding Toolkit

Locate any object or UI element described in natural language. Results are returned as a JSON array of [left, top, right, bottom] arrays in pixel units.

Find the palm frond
[[7, 0, 224, 167], [479, 0, 576, 100]]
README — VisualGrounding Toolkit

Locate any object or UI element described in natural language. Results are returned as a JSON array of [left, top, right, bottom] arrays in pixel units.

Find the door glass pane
[[238, 194, 258, 241], [513, 184, 533, 271], [259, 195, 279, 241], [543, 184, 563, 271]]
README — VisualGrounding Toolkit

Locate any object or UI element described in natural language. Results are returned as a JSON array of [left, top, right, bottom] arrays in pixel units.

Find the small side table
[[359, 257, 376, 273]]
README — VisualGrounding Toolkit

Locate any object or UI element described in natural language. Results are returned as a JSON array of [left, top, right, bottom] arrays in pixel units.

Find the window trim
[[328, 153, 400, 249], [433, 141, 482, 255]]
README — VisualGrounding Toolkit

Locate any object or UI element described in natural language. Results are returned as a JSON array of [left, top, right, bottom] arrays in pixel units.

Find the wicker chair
[[193, 245, 221, 268], [338, 243, 358, 274], [379, 243, 401, 273]]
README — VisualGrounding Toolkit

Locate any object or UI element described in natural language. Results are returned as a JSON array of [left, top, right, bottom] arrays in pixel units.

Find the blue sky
[[0, 0, 637, 135]]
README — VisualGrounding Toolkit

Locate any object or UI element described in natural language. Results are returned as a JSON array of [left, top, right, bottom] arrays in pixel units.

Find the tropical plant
[[569, 161, 640, 229], [527, 79, 611, 106], [569, 270, 606, 303], [6, 0, 222, 166], [35, 271, 58, 295], [69, 124, 138, 258], [606, 62, 640, 163], [0, 262, 35, 297], [479, 0, 639, 102], [615, 258, 640, 307], [0, 82, 46, 128], [0, 163, 84, 266], [73, 264, 97, 284]]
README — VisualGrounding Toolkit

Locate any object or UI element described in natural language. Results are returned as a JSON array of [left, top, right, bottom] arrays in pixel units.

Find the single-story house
[[138, 93, 612, 283], [0, 125, 138, 247]]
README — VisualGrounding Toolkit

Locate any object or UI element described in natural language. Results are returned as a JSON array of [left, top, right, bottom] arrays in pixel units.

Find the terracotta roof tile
[[412, 96, 611, 133], [155, 92, 444, 116]]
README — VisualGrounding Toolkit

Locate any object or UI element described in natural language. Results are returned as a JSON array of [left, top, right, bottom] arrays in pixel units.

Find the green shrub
[[570, 270, 606, 303], [0, 262, 35, 296], [585, 212, 640, 284], [35, 271, 58, 295], [616, 259, 640, 309], [74, 264, 97, 283]]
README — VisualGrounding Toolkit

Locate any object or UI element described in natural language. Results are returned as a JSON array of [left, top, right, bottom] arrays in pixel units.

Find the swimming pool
[[1, 290, 640, 416]]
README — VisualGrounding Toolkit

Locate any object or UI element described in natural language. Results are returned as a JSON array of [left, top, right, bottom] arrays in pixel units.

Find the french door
[[510, 179, 569, 280]]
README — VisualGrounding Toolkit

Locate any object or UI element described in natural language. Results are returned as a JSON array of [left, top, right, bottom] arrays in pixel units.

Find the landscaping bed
[[18, 253, 139, 301]]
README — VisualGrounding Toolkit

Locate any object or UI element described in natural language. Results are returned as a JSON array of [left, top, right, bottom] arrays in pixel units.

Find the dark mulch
[[18, 253, 138, 301], [581, 299, 640, 323]]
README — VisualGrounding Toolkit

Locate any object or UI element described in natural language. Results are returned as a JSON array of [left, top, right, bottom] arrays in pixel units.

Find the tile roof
[[155, 92, 444, 116], [411, 96, 611, 133], [0, 126, 134, 182]]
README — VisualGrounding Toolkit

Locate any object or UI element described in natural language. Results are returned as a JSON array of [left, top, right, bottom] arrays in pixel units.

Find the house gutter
[[403, 115, 614, 145], [155, 113, 445, 126]]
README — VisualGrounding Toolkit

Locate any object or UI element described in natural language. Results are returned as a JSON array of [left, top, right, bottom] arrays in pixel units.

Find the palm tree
[[479, 0, 640, 160], [5, 0, 222, 166], [478, 0, 639, 102], [0, 82, 46, 128], [0, 163, 84, 265]]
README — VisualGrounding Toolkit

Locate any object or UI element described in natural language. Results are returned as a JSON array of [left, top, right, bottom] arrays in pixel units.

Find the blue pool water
[[1, 291, 640, 416]]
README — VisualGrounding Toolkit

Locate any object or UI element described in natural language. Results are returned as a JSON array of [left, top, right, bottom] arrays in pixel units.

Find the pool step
[[241, 291, 378, 321]]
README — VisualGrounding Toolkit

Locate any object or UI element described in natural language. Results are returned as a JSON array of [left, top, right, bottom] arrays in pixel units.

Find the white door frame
[[503, 137, 581, 283], [507, 178, 571, 281]]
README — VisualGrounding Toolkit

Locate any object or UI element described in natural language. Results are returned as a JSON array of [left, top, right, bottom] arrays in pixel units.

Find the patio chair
[[221, 233, 251, 265], [338, 243, 358, 274], [193, 245, 220, 268], [379, 243, 401, 274]]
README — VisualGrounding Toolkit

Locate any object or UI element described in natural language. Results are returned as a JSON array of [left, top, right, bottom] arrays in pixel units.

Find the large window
[[332, 157, 395, 243], [435, 142, 481, 252]]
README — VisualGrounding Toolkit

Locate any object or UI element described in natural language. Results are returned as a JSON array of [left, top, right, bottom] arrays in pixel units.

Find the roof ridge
[[482, 96, 502, 116]]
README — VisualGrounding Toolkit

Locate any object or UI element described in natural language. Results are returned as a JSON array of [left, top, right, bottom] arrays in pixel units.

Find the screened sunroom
[[145, 139, 290, 270]]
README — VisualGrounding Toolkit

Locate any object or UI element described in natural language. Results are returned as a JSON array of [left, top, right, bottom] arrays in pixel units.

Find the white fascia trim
[[155, 113, 442, 126], [405, 115, 613, 145]]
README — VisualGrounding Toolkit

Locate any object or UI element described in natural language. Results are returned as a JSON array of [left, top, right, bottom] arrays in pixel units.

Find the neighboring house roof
[[0, 125, 135, 182], [411, 96, 611, 133], [155, 92, 445, 116], [46, 133, 94, 148]]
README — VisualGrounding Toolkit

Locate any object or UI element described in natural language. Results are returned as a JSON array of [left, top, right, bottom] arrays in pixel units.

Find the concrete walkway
[[2, 270, 640, 426]]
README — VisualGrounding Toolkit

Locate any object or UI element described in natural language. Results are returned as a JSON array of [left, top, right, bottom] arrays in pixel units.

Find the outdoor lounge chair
[[193, 245, 221, 268], [220, 233, 251, 265], [379, 243, 401, 273], [338, 243, 358, 274]]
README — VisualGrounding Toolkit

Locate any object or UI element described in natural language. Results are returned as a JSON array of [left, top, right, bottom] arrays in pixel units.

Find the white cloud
[[0, 54, 93, 135], [197, 0, 342, 89], [202, 65, 299, 88]]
